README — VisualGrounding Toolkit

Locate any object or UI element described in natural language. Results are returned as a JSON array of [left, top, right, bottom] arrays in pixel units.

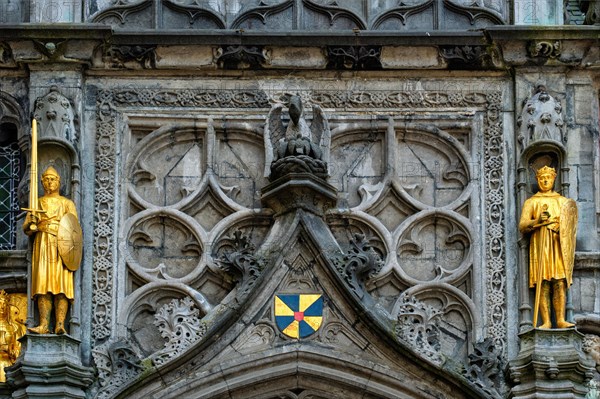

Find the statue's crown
[[536, 165, 556, 178]]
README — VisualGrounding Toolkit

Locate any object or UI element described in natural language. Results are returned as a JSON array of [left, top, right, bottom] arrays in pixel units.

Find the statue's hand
[[24, 215, 38, 235]]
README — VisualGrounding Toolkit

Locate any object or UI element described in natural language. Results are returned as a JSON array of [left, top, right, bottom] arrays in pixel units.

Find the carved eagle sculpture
[[263, 95, 330, 180]]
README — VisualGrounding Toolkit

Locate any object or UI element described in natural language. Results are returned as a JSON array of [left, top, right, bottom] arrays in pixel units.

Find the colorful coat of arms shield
[[274, 294, 323, 339]]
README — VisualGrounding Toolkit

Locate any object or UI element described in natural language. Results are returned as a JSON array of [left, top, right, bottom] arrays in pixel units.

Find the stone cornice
[[485, 25, 600, 41], [0, 25, 598, 70], [0, 24, 112, 40]]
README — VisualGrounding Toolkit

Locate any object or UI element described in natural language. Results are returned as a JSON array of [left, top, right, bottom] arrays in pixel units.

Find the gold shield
[[560, 198, 577, 283], [57, 213, 83, 272]]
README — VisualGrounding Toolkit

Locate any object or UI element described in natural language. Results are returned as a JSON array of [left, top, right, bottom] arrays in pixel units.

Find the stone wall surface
[[0, 11, 599, 399]]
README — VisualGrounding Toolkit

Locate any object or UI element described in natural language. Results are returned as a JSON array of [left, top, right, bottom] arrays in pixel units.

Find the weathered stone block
[[381, 46, 446, 69], [266, 47, 327, 69]]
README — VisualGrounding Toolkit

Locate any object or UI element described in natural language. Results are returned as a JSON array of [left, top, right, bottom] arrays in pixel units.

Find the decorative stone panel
[[92, 85, 505, 396]]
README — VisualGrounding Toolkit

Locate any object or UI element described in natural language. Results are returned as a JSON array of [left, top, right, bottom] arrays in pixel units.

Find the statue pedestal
[[261, 173, 337, 216], [6, 334, 93, 399], [509, 328, 595, 398]]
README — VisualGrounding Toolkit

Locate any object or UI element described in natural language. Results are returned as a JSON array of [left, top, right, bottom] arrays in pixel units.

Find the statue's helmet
[[42, 166, 60, 179]]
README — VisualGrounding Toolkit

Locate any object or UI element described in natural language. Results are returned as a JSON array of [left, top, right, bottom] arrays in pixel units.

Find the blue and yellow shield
[[274, 294, 323, 339]]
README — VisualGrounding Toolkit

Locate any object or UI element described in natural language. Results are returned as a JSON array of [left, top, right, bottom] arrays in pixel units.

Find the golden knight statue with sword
[[22, 119, 82, 335]]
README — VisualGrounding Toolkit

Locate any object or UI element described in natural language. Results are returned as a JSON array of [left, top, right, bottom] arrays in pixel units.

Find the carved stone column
[[509, 329, 596, 398], [6, 334, 94, 399]]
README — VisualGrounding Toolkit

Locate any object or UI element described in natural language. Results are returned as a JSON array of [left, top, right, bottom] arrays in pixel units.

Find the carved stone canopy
[[517, 85, 565, 152], [33, 86, 78, 144]]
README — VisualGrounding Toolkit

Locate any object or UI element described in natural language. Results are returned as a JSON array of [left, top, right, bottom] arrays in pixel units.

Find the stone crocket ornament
[[518, 165, 577, 329]]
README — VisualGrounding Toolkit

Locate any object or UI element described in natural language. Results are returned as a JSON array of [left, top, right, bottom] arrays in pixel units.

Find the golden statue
[[23, 166, 82, 335], [519, 165, 577, 329], [0, 290, 27, 382]]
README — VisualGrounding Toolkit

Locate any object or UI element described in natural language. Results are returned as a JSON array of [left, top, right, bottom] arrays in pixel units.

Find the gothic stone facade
[[0, 1, 600, 398]]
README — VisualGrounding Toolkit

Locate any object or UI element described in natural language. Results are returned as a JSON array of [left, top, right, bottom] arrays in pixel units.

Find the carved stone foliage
[[215, 229, 265, 296], [331, 233, 383, 299], [33, 86, 78, 144], [89, 0, 506, 30], [439, 45, 494, 68], [152, 297, 207, 366], [517, 85, 565, 151], [103, 45, 157, 69], [527, 41, 561, 59], [583, 334, 600, 372], [392, 294, 443, 365], [214, 45, 270, 69], [462, 338, 505, 398], [326, 46, 382, 70], [92, 341, 144, 399]]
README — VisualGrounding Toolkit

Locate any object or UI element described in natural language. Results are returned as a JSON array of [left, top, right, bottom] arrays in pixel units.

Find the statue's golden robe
[[26, 196, 77, 300], [519, 191, 571, 288]]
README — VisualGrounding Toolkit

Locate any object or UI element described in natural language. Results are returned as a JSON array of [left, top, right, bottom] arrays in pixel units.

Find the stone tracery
[[92, 87, 505, 395]]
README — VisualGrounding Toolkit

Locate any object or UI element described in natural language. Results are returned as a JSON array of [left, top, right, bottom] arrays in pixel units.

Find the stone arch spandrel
[[109, 213, 489, 399]]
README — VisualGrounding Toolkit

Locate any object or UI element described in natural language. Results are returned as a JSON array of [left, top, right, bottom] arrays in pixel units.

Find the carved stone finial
[[517, 86, 565, 151], [33, 86, 78, 144]]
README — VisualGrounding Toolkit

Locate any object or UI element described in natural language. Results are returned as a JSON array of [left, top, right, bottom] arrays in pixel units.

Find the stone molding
[[6, 335, 94, 399]]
